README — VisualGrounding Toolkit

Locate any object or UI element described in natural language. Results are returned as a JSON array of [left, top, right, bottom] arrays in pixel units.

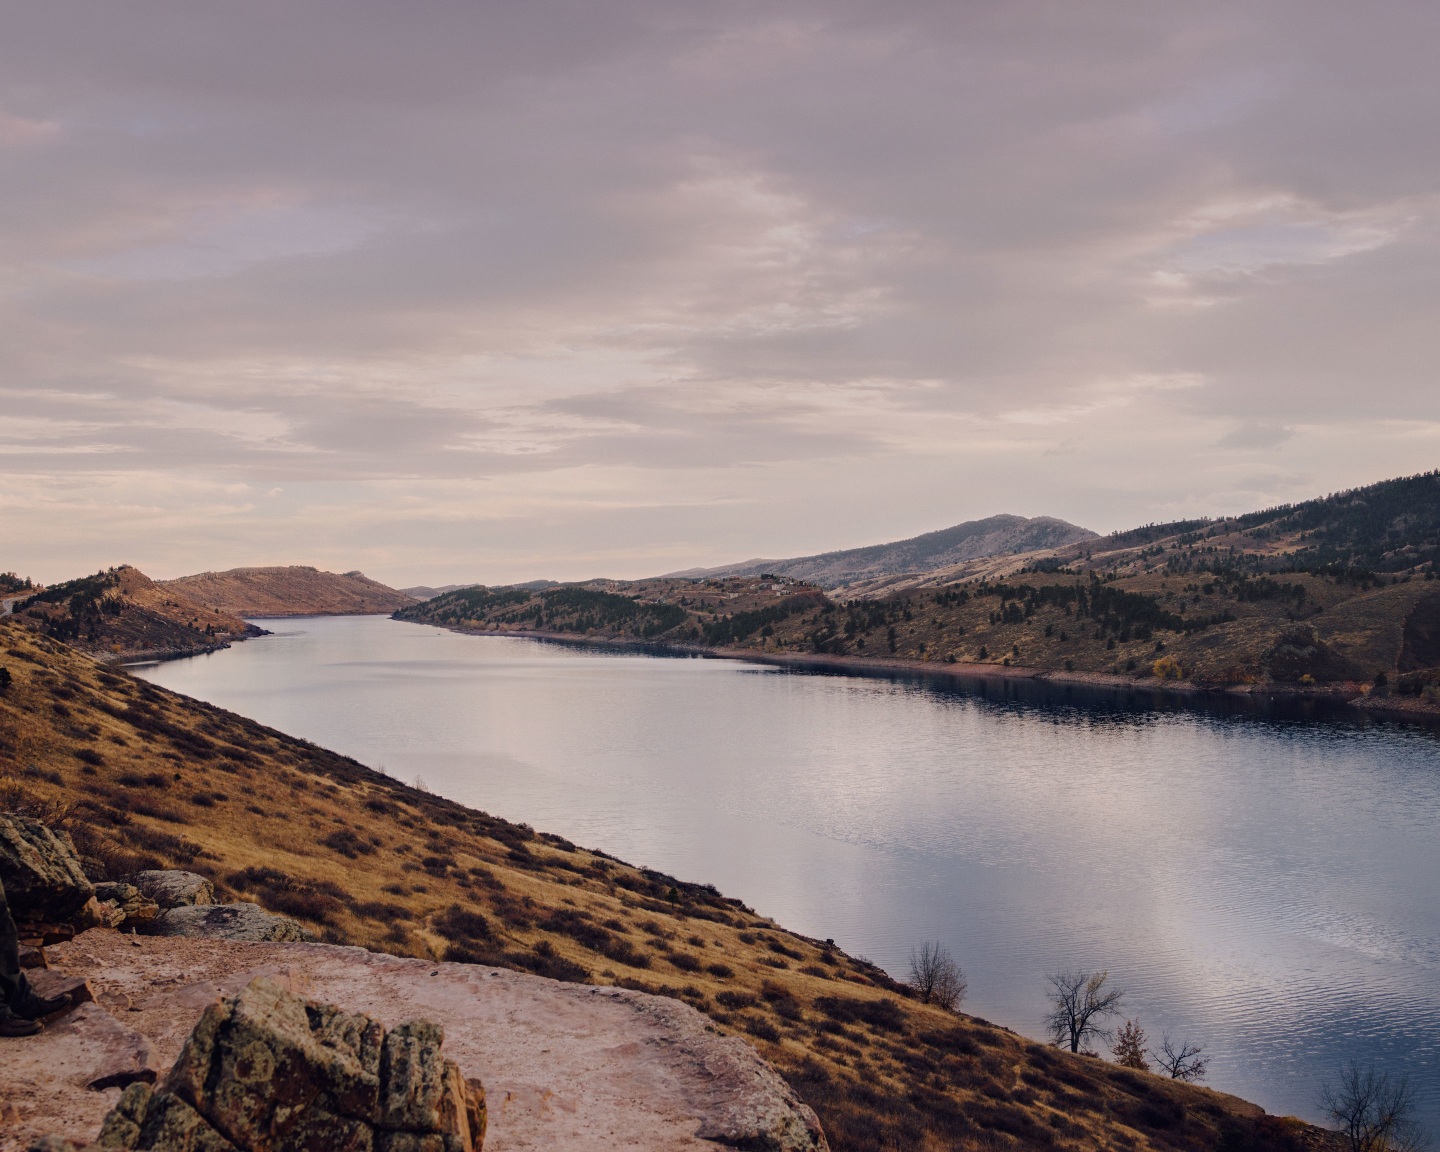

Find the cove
[[133, 614, 1440, 1130]]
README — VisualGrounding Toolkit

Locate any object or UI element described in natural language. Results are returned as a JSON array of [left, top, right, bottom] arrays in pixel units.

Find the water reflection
[[135, 616, 1440, 1130]]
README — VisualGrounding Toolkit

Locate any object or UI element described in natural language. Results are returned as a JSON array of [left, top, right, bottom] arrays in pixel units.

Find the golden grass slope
[[0, 617, 1322, 1152], [161, 566, 416, 618]]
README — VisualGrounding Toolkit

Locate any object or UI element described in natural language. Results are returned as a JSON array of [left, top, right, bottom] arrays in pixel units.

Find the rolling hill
[[668, 515, 1098, 589], [8, 565, 259, 662], [162, 566, 416, 618], [401, 471, 1440, 713]]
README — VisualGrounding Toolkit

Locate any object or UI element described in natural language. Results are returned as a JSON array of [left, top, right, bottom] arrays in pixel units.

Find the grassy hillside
[[0, 617, 1317, 1152], [161, 566, 416, 617], [9, 566, 258, 662]]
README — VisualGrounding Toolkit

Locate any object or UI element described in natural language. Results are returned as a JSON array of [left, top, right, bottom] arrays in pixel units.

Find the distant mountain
[[668, 514, 1097, 589], [401, 584, 467, 602], [402, 579, 559, 600], [162, 566, 415, 618]]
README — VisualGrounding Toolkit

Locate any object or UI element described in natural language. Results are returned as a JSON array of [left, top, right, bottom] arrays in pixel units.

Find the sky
[[3, 1, 1440, 587]]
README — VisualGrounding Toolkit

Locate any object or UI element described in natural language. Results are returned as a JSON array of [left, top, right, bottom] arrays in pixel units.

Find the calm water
[[134, 615, 1440, 1129]]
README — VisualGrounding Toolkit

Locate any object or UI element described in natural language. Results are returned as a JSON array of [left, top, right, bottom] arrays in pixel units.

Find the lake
[[133, 614, 1440, 1130]]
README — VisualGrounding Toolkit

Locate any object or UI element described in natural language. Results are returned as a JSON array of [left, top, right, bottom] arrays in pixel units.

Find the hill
[[398, 472, 1440, 713], [8, 565, 259, 662], [0, 618, 1317, 1152], [162, 566, 416, 617], [667, 515, 1098, 589]]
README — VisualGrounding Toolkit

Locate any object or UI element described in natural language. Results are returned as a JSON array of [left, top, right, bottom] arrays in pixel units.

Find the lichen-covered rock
[[377, 1021, 482, 1152], [149, 902, 314, 943], [92, 883, 160, 929], [0, 814, 94, 924], [128, 871, 216, 909], [52, 978, 485, 1152]]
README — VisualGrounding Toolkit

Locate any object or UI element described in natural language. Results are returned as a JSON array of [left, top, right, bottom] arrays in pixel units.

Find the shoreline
[[408, 620, 1440, 725]]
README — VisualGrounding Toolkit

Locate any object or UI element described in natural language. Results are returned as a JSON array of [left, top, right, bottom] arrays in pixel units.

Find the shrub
[[353, 901, 412, 922], [434, 904, 493, 941], [1153, 655, 1183, 680], [667, 952, 701, 972], [814, 995, 906, 1033], [706, 962, 735, 979], [322, 829, 376, 858]]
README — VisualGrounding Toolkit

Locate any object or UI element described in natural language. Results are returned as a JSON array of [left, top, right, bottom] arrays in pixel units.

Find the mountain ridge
[[162, 566, 415, 618], [666, 514, 1097, 589]]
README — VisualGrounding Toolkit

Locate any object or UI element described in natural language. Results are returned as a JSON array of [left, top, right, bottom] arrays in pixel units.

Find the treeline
[[20, 569, 124, 643], [1233, 470, 1440, 573], [971, 580, 1231, 640], [701, 591, 826, 646], [396, 584, 688, 638]]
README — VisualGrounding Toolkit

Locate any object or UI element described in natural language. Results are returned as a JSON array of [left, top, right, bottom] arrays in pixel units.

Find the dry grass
[[159, 566, 414, 618], [0, 618, 1323, 1152]]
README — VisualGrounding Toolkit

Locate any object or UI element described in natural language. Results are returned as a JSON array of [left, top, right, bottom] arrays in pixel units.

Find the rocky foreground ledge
[[1, 929, 828, 1152]]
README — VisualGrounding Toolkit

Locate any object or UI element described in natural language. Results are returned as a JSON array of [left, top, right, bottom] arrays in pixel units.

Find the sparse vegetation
[[906, 940, 966, 1010], [1112, 1018, 1150, 1070], [1156, 1035, 1211, 1082], [1321, 1062, 1427, 1152], [1044, 969, 1124, 1054]]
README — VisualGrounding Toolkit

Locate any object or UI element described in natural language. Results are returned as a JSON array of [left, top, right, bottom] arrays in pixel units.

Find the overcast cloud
[[3, 1, 1439, 585]]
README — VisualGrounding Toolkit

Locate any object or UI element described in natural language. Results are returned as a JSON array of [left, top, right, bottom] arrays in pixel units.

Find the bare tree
[[1155, 1035, 1209, 1082], [1111, 1019, 1150, 1070], [1044, 969, 1124, 1053], [908, 941, 967, 1010], [1321, 1062, 1427, 1152]]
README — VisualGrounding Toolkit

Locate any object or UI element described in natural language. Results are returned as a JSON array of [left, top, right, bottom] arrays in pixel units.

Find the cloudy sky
[[4, 1, 1439, 585]]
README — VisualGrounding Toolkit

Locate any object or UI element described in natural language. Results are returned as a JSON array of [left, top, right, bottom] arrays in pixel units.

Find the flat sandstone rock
[[148, 902, 314, 943], [1, 930, 827, 1152]]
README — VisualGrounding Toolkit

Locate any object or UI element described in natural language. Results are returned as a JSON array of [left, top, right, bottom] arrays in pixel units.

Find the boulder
[[149, 902, 315, 943], [129, 871, 216, 909], [82, 896, 127, 931], [41, 977, 485, 1152], [0, 814, 94, 924], [93, 883, 161, 929]]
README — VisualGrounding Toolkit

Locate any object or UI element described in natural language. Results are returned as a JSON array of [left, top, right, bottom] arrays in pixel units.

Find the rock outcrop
[[30, 977, 484, 1152], [5, 931, 828, 1152], [129, 871, 216, 909], [0, 815, 94, 924], [92, 884, 160, 931], [149, 903, 314, 943]]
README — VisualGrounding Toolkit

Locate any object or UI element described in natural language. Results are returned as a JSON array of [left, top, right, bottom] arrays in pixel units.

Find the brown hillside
[[162, 565, 416, 617], [0, 618, 1321, 1152], [397, 565, 1440, 715], [10, 565, 257, 662]]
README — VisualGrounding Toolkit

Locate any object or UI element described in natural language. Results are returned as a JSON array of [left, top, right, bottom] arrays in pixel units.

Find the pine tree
[[1112, 1019, 1149, 1070]]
